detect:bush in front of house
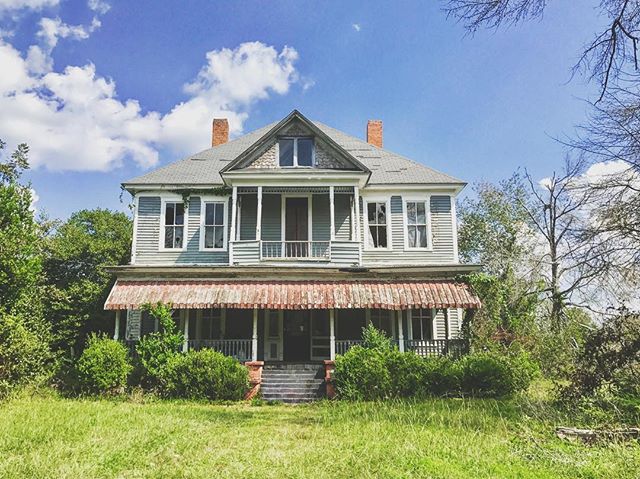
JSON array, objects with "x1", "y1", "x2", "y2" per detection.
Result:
[
  {"x1": 135, "y1": 303, "x2": 183, "y2": 386},
  {"x1": 459, "y1": 350, "x2": 537, "y2": 398},
  {"x1": 75, "y1": 334, "x2": 132, "y2": 394},
  {"x1": 334, "y1": 325, "x2": 536, "y2": 400},
  {"x1": 421, "y1": 356, "x2": 462, "y2": 397},
  {"x1": 158, "y1": 349, "x2": 248, "y2": 400}
]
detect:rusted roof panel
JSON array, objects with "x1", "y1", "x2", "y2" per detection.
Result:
[{"x1": 104, "y1": 280, "x2": 481, "y2": 310}]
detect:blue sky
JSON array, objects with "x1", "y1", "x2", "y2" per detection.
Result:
[{"x1": 0, "y1": 0, "x2": 604, "y2": 219}]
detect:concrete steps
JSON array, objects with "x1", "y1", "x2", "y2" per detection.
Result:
[{"x1": 261, "y1": 363, "x2": 325, "y2": 403}]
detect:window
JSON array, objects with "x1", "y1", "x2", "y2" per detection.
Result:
[
  {"x1": 367, "y1": 201, "x2": 388, "y2": 248},
  {"x1": 370, "y1": 309, "x2": 393, "y2": 337},
  {"x1": 406, "y1": 200, "x2": 429, "y2": 248},
  {"x1": 202, "y1": 201, "x2": 226, "y2": 249},
  {"x1": 411, "y1": 309, "x2": 433, "y2": 340},
  {"x1": 163, "y1": 202, "x2": 184, "y2": 249},
  {"x1": 201, "y1": 308, "x2": 223, "y2": 340},
  {"x1": 278, "y1": 137, "x2": 314, "y2": 167}
]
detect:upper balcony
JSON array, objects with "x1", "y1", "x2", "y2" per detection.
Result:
[{"x1": 228, "y1": 186, "x2": 361, "y2": 266}]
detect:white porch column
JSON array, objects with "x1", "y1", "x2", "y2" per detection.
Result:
[
  {"x1": 229, "y1": 186, "x2": 238, "y2": 265},
  {"x1": 397, "y1": 310, "x2": 404, "y2": 352},
  {"x1": 354, "y1": 186, "x2": 361, "y2": 242},
  {"x1": 183, "y1": 311, "x2": 189, "y2": 352},
  {"x1": 329, "y1": 186, "x2": 335, "y2": 241},
  {"x1": 252, "y1": 307, "x2": 258, "y2": 361},
  {"x1": 256, "y1": 186, "x2": 263, "y2": 241},
  {"x1": 113, "y1": 310, "x2": 120, "y2": 340},
  {"x1": 329, "y1": 309, "x2": 336, "y2": 360}
]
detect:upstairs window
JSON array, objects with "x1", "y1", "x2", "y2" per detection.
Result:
[
  {"x1": 202, "y1": 201, "x2": 226, "y2": 250},
  {"x1": 367, "y1": 201, "x2": 388, "y2": 248},
  {"x1": 406, "y1": 200, "x2": 430, "y2": 248},
  {"x1": 163, "y1": 201, "x2": 185, "y2": 249},
  {"x1": 279, "y1": 137, "x2": 314, "y2": 167}
]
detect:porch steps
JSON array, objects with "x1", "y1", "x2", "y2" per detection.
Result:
[{"x1": 261, "y1": 363, "x2": 325, "y2": 403}]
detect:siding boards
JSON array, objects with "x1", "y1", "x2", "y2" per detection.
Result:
[
  {"x1": 330, "y1": 241, "x2": 359, "y2": 265},
  {"x1": 361, "y1": 195, "x2": 455, "y2": 265},
  {"x1": 334, "y1": 194, "x2": 352, "y2": 240},
  {"x1": 312, "y1": 194, "x2": 330, "y2": 241},
  {"x1": 135, "y1": 196, "x2": 228, "y2": 265},
  {"x1": 261, "y1": 194, "x2": 281, "y2": 241},
  {"x1": 239, "y1": 194, "x2": 257, "y2": 241}
]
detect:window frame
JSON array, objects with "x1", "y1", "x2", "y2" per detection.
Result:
[
  {"x1": 362, "y1": 196, "x2": 392, "y2": 250},
  {"x1": 199, "y1": 196, "x2": 229, "y2": 252},
  {"x1": 409, "y1": 308, "x2": 435, "y2": 341},
  {"x1": 403, "y1": 195, "x2": 433, "y2": 251},
  {"x1": 278, "y1": 136, "x2": 315, "y2": 168},
  {"x1": 159, "y1": 197, "x2": 187, "y2": 251}
]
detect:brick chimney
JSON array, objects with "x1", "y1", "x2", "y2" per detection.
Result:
[
  {"x1": 212, "y1": 118, "x2": 229, "y2": 146},
  {"x1": 367, "y1": 120, "x2": 383, "y2": 148}
]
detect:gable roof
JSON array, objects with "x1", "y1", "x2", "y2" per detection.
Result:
[{"x1": 123, "y1": 111, "x2": 465, "y2": 189}]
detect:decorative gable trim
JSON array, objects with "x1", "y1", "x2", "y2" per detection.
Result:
[{"x1": 219, "y1": 110, "x2": 371, "y2": 177}]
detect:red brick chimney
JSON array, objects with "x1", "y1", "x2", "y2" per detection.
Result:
[
  {"x1": 212, "y1": 118, "x2": 229, "y2": 147},
  {"x1": 367, "y1": 120, "x2": 383, "y2": 148}
]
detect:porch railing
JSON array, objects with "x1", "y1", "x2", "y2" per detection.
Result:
[
  {"x1": 335, "y1": 339, "x2": 469, "y2": 358},
  {"x1": 261, "y1": 240, "x2": 330, "y2": 260},
  {"x1": 187, "y1": 339, "x2": 252, "y2": 362}
]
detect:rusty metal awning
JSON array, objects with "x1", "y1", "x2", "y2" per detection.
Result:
[{"x1": 104, "y1": 280, "x2": 481, "y2": 310}]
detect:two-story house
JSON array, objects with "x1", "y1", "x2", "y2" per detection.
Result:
[{"x1": 105, "y1": 110, "x2": 480, "y2": 375}]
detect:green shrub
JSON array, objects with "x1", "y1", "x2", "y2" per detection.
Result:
[
  {"x1": 0, "y1": 313, "x2": 51, "y2": 398},
  {"x1": 333, "y1": 345, "x2": 391, "y2": 400},
  {"x1": 386, "y1": 349, "x2": 425, "y2": 397},
  {"x1": 459, "y1": 351, "x2": 535, "y2": 397},
  {"x1": 158, "y1": 349, "x2": 248, "y2": 400},
  {"x1": 135, "y1": 303, "x2": 183, "y2": 386},
  {"x1": 75, "y1": 334, "x2": 131, "y2": 394},
  {"x1": 362, "y1": 324, "x2": 393, "y2": 351},
  {"x1": 421, "y1": 356, "x2": 462, "y2": 397}
]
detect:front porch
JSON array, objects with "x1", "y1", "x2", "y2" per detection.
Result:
[{"x1": 116, "y1": 307, "x2": 470, "y2": 362}]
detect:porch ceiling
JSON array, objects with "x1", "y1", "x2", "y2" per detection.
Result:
[{"x1": 104, "y1": 280, "x2": 481, "y2": 311}]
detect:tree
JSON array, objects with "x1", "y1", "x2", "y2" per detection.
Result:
[
  {"x1": 458, "y1": 173, "x2": 541, "y2": 339},
  {"x1": 44, "y1": 209, "x2": 131, "y2": 354},
  {"x1": 0, "y1": 140, "x2": 52, "y2": 393}
]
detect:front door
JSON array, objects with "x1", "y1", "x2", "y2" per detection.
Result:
[
  {"x1": 285, "y1": 197, "x2": 308, "y2": 257},
  {"x1": 283, "y1": 310, "x2": 310, "y2": 361},
  {"x1": 264, "y1": 310, "x2": 283, "y2": 361}
]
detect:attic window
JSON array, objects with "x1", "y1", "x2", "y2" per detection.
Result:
[{"x1": 279, "y1": 137, "x2": 314, "y2": 167}]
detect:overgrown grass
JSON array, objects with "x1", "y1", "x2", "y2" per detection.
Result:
[{"x1": 0, "y1": 389, "x2": 637, "y2": 478}]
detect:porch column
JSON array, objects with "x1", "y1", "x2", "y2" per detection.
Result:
[
  {"x1": 397, "y1": 310, "x2": 404, "y2": 352},
  {"x1": 256, "y1": 186, "x2": 262, "y2": 241},
  {"x1": 443, "y1": 308, "x2": 450, "y2": 355},
  {"x1": 354, "y1": 186, "x2": 361, "y2": 242},
  {"x1": 113, "y1": 310, "x2": 120, "y2": 340},
  {"x1": 252, "y1": 307, "x2": 258, "y2": 362},
  {"x1": 183, "y1": 311, "x2": 189, "y2": 352},
  {"x1": 229, "y1": 186, "x2": 238, "y2": 266},
  {"x1": 329, "y1": 309, "x2": 336, "y2": 360},
  {"x1": 329, "y1": 186, "x2": 335, "y2": 241}
]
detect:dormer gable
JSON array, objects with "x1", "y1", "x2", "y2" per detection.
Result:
[{"x1": 220, "y1": 110, "x2": 370, "y2": 174}]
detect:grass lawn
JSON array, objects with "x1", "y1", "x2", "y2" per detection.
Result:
[{"x1": 0, "y1": 392, "x2": 638, "y2": 479}]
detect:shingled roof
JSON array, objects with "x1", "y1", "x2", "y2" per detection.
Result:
[{"x1": 123, "y1": 114, "x2": 464, "y2": 188}]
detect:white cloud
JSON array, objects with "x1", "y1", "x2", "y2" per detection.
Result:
[
  {"x1": 87, "y1": 0, "x2": 109, "y2": 14},
  {"x1": 352, "y1": 23, "x2": 361, "y2": 32},
  {"x1": 0, "y1": 40, "x2": 301, "y2": 171},
  {"x1": 29, "y1": 187, "x2": 39, "y2": 212},
  {"x1": 37, "y1": 16, "x2": 101, "y2": 51},
  {"x1": 0, "y1": 0, "x2": 58, "y2": 12}
]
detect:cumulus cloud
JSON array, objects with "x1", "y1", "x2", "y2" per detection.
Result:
[
  {"x1": 0, "y1": 39, "x2": 301, "y2": 171},
  {"x1": 352, "y1": 23, "x2": 361, "y2": 32},
  {"x1": 37, "y1": 16, "x2": 101, "y2": 51},
  {"x1": 87, "y1": 0, "x2": 109, "y2": 14},
  {"x1": 0, "y1": 0, "x2": 58, "y2": 13}
]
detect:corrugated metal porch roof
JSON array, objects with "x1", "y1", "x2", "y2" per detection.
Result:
[{"x1": 104, "y1": 280, "x2": 481, "y2": 310}]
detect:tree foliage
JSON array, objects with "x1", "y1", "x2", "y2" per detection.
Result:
[{"x1": 44, "y1": 208, "x2": 131, "y2": 354}]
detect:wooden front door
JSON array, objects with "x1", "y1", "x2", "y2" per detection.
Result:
[
  {"x1": 285, "y1": 197, "x2": 309, "y2": 257},
  {"x1": 283, "y1": 310, "x2": 310, "y2": 361}
]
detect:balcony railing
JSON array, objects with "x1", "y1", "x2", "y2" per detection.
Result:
[
  {"x1": 187, "y1": 339, "x2": 252, "y2": 362},
  {"x1": 335, "y1": 339, "x2": 469, "y2": 358},
  {"x1": 261, "y1": 240, "x2": 330, "y2": 260}
]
